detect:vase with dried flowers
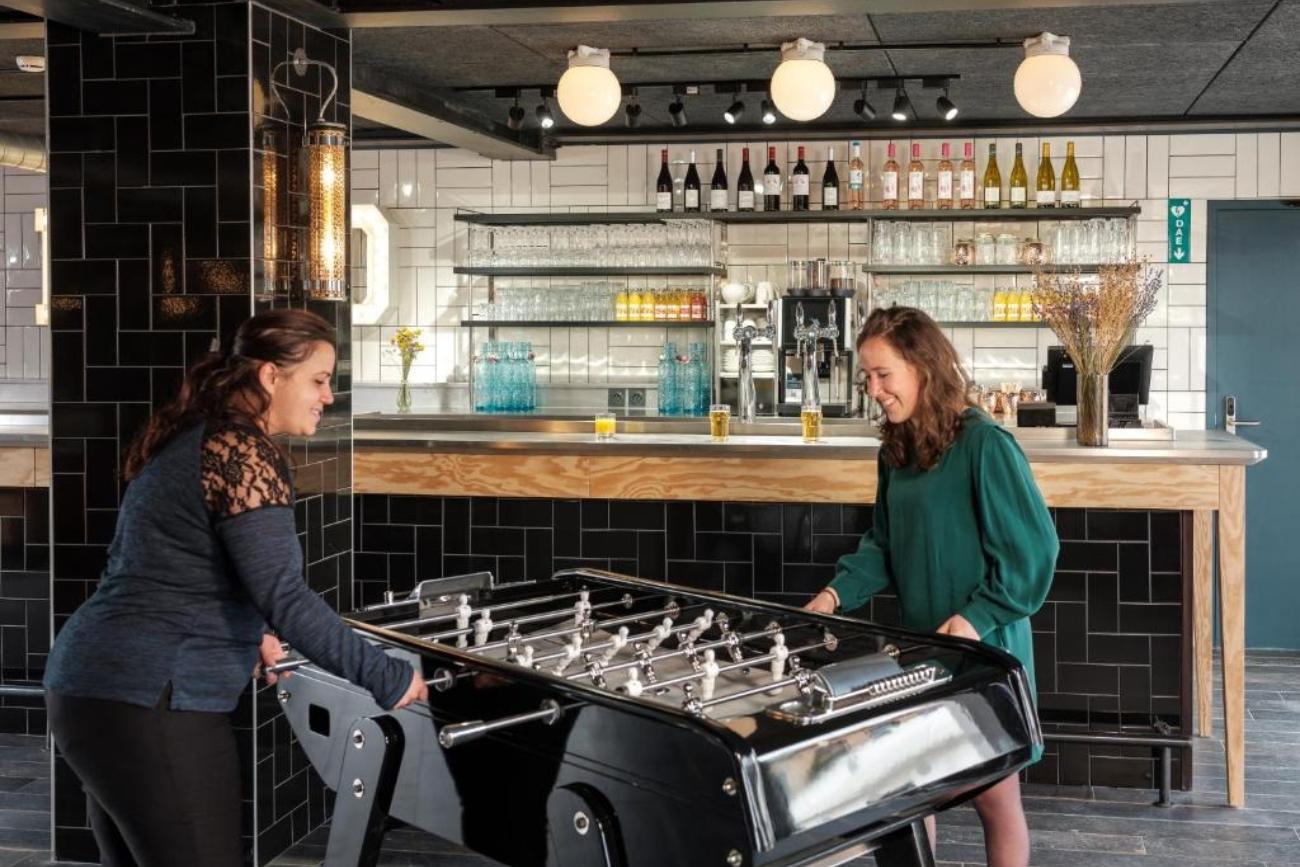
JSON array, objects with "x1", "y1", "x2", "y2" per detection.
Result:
[
  {"x1": 1031, "y1": 260, "x2": 1161, "y2": 446},
  {"x1": 390, "y1": 327, "x2": 424, "y2": 414}
]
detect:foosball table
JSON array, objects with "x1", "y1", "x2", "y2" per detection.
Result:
[{"x1": 274, "y1": 569, "x2": 1041, "y2": 867}]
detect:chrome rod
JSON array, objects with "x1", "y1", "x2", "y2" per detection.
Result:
[
  {"x1": 383, "y1": 589, "x2": 596, "y2": 630},
  {"x1": 649, "y1": 638, "x2": 832, "y2": 691},
  {"x1": 464, "y1": 599, "x2": 680, "y2": 654},
  {"x1": 420, "y1": 595, "x2": 638, "y2": 644},
  {"x1": 438, "y1": 699, "x2": 564, "y2": 749}
]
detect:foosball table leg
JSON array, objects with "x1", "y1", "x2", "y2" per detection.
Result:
[
  {"x1": 324, "y1": 715, "x2": 406, "y2": 867},
  {"x1": 872, "y1": 819, "x2": 935, "y2": 867}
]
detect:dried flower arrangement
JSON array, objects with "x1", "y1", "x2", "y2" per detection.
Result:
[
  {"x1": 1031, "y1": 261, "x2": 1162, "y2": 444},
  {"x1": 390, "y1": 327, "x2": 424, "y2": 413}
]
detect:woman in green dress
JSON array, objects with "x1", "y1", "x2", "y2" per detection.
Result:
[{"x1": 805, "y1": 306, "x2": 1057, "y2": 867}]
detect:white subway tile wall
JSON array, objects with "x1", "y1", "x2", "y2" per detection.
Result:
[{"x1": 1, "y1": 167, "x2": 47, "y2": 380}]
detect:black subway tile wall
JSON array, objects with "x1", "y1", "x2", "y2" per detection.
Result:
[
  {"x1": 47, "y1": 6, "x2": 351, "y2": 865},
  {"x1": 357, "y1": 496, "x2": 1192, "y2": 792},
  {"x1": 0, "y1": 488, "x2": 50, "y2": 736}
]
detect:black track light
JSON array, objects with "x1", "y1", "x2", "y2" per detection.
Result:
[
  {"x1": 507, "y1": 99, "x2": 525, "y2": 132},
  {"x1": 853, "y1": 92, "x2": 877, "y2": 121},
  {"x1": 936, "y1": 89, "x2": 959, "y2": 121},
  {"x1": 625, "y1": 100, "x2": 642, "y2": 128},
  {"x1": 760, "y1": 99, "x2": 776, "y2": 124},
  {"x1": 724, "y1": 98, "x2": 745, "y2": 124},
  {"x1": 535, "y1": 99, "x2": 555, "y2": 129},
  {"x1": 891, "y1": 87, "x2": 912, "y2": 122},
  {"x1": 668, "y1": 96, "x2": 687, "y2": 127}
]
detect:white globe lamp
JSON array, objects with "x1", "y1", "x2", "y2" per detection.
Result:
[
  {"x1": 770, "y1": 38, "x2": 836, "y2": 122},
  {"x1": 1014, "y1": 32, "x2": 1082, "y2": 118},
  {"x1": 556, "y1": 45, "x2": 621, "y2": 127}
]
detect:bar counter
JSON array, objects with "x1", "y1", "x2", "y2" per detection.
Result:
[{"x1": 354, "y1": 412, "x2": 1265, "y2": 806}]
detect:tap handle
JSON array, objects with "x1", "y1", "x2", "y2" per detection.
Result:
[
  {"x1": 827, "y1": 302, "x2": 837, "y2": 330},
  {"x1": 795, "y1": 302, "x2": 806, "y2": 328}
]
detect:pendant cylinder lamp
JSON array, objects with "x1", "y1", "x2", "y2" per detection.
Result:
[
  {"x1": 1014, "y1": 32, "x2": 1081, "y2": 118},
  {"x1": 770, "y1": 38, "x2": 836, "y2": 122},
  {"x1": 557, "y1": 45, "x2": 621, "y2": 126},
  {"x1": 305, "y1": 122, "x2": 348, "y2": 300}
]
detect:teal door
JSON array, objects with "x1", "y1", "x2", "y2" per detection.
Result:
[{"x1": 1207, "y1": 201, "x2": 1299, "y2": 649}]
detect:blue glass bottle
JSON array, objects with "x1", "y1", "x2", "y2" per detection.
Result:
[{"x1": 659, "y1": 342, "x2": 678, "y2": 416}]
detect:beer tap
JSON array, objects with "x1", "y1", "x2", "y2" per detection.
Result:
[
  {"x1": 793, "y1": 303, "x2": 839, "y2": 410},
  {"x1": 826, "y1": 304, "x2": 842, "y2": 404},
  {"x1": 733, "y1": 300, "x2": 776, "y2": 423}
]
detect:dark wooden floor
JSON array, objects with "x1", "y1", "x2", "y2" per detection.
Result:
[{"x1": 7, "y1": 651, "x2": 1299, "y2": 866}]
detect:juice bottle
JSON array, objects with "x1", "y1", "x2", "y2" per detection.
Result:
[
  {"x1": 690, "y1": 288, "x2": 707, "y2": 320},
  {"x1": 992, "y1": 288, "x2": 1008, "y2": 322},
  {"x1": 615, "y1": 289, "x2": 629, "y2": 321},
  {"x1": 626, "y1": 289, "x2": 643, "y2": 321},
  {"x1": 653, "y1": 288, "x2": 667, "y2": 320},
  {"x1": 639, "y1": 289, "x2": 655, "y2": 321},
  {"x1": 677, "y1": 288, "x2": 692, "y2": 320}
]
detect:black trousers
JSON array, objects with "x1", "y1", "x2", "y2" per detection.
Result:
[{"x1": 47, "y1": 686, "x2": 244, "y2": 867}]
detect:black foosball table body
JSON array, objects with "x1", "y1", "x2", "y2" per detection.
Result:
[{"x1": 277, "y1": 569, "x2": 1041, "y2": 867}]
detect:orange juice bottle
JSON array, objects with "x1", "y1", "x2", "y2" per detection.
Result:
[
  {"x1": 992, "y1": 288, "x2": 1009, "y2": 322},
  {"x1": 639, "y1": 289, "x2": 655, "y2": 321},
  {"x1": 626, "y1": 289, "x2": 643, "y2": 321},
  {"x1": 615, "y1": 289, "x2": 630, "y2": 321}
]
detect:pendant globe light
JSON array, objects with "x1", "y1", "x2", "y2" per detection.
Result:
[
  {"x1": 556, "y1": 45, "x2": 622, "y2": 126},
  {"x1": 769, "y1": 38, "x2": 836, "y2": 122},
  {"x1": 1014, "y1": 32, "x2": 1082, "y2": 118}
]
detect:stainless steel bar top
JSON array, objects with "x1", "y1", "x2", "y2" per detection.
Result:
[{"x1": 355, "y1": 414, "x2": 1266, "y2": 466}]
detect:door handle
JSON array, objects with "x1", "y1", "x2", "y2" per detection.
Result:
[{"x1": 1224, "y1": 395, "x2": 1261, "y2": 435}]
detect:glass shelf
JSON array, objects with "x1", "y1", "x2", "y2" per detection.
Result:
[
  {"x1": 864, "y1": 264, "x2": 1103, "y2": 275},
  {"x1": 936, "y1": 321, "x2": 1046, "y2": 328},
  {"x1": 454, "y1": 205, "x2": 1141, "y2": 225},
  {"x1": 454, "y1": 266, "x2": 726, "y2": 277},
  {"x1": 460, "y1": 320, "x2": 714, "y2": 328}
]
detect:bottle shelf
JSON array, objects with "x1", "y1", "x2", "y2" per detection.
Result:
[
  {"x1": 453, "y1": 205, "x2": 1140, "y2": 226},
  {"x1": 864, "y1": 264, "x2": 1103, "y2": 275},
  {"x1": 454, "y1": 266, "x2": 726, "y2": 278},
  {"x1": 460, "y1": 320, "x2": 715, "y2": 328},
  {"x1": 935, "y1": 321, "x2": 1046, "y2": 328}
]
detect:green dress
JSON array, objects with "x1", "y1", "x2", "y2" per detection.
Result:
[{"x1": 828, "y1": 408, "x2": 1058, "y2": 761}]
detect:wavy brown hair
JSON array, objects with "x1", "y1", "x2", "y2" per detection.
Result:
[
  {"x1": 857, "y1": 306, "x2": 975, "y2": 471},
  {"x1": 123, "y1": 309, "x2": 336, "y2": 479}
]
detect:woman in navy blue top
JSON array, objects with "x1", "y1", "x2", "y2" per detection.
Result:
[{"x1": 45, "y1": 309, "x2": 427, "y2": 867}]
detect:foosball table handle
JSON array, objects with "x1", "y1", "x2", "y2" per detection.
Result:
[{"x1": 438, "y1": 698, "x2": 564, "y2": 749}]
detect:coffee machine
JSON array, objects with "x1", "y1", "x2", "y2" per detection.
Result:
[{"x1": 777, "y1": 296, "x2": 855, "y2": 418}]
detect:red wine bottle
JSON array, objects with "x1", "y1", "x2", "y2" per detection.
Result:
[
  {"x1": 656, "y1": 149, "x2": 673, "y2": 212},
  {"x1": 736, "y1": 147, "x2": 755, "y2": 212},
  {"x1": 709, "y1": 147, "x2": 727, "y2": 212},
  {"x1": 791, "y1": 145, "x2": 810, "y2": 211},
  {"x1": 683, "y1": 150, "x2": 701, "y2": 212},
  {"x1": 763, "y1": 146, "x2": 781, "y2": 212},
  {"x1": 822, "y1": 147, "x2": 840, "y2": 210}
]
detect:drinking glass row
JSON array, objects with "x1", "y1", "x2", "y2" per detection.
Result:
[
  {"x1": 468, "y1": 221, "x2": 714, "y2": 268},
  {"x1": 871, "y1": 218, "x2": 1131, "y2": 266},
  {"x1": 473, "y1": 285, "x2": 620, "y2": 322},
  {"x1": 872, "y1": 282, "x2": 997, "y2": 323}
]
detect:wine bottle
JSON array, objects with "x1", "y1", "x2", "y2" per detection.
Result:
[
  {"x1": 792, "y1": 146, "x2": 810, "y2": 211},
  {"x1": 881, "y1": 143, "x2": 900, "y2": 210},
  {"x1": 937, "y1": 142, "x2": 954, "y2": 210},
  {"x1": 907, "y1": 142, "x2": 925, "y2": 209},
  {"x1": 1036, "y1": 142, "x2": 1056, "y2": 208},
  {"x1": 709, "y1": 147, "x2": 728, "y2": 212},
  {"x1": 847, "y1": 140, "x2": 865, "y2": 211},
  {"x1": 763, "y1": 146, "x2": 782, "y2": 211},
  {"x1": 1009, "y1": 142, "x2": 1028, "y2": 209},
  {"x1": 1061, "y1": 141, "x2": 1081, "y2": 207},
  {"x1": 683, "y1": 150, "x2": 701, "y2": 212},
  {"x1": 982, "y1": 143, "x2": 1001, "y2": 209},
  {"x1": 959, "y1": 142, "x2": 977, "y2": 209},
  {"x1": 822, "y1": 147, "x2": 840, "y2": 210},
  {"x1": 737, "y1": 147, "x2": 755, "y2": 212},
  {"x1": 656, "y1": 149, "x2": 673, "y2": 212}
]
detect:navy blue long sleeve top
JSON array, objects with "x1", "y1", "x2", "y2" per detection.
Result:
[{"x1": 45, "y1": 421, "x2": 412, "y2": 712}]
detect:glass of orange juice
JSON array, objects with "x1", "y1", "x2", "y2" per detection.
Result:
[{"x1": 594, "y1": 412, "x2": 617, "y2": 441}]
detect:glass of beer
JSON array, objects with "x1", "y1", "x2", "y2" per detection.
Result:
[
  {"x1": 594, "y1": 412, "x2": 616, "y2": 441},
  {"x1": 709, "y1": 404, "x2": 731, "y2": 442},
  {"x1": 801, "y1": 405, "x2": 823, "y2": 443}
]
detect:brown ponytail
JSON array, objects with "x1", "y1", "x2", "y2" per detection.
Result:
[
  {"x1": 857, "y1": 306, "x2": 975, "y2": 471},
  {"x1": 123, "y1": 309, "x2": 336, "y2": 479}
]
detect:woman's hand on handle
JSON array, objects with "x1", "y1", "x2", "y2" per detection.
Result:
[
  {"x1": 804, "y1": 587, "x2": 839, "y2": 615},
  {"x1": 392, "y1": 668, "x2": 430, "y2": 710},
  {"x1": 936, "y1": 613, "x2": 980, "y2": 642}
]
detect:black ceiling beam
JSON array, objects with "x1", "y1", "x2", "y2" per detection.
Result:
[
  {"x1": 0, "y1": 0, "x2": 193, "y2": 35},
  {"x1": 461, "y1": 74, "x2": 960, "y2": 96},
  {"x1": 344, "y1": 0, "x2": 1235, "y2": 29}
]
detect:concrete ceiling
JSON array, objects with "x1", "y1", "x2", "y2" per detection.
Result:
[{"x1": 345, "y1": 0, "x2": 1300, "y2": 147}]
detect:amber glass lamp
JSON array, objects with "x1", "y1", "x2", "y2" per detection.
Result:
[{"x1": 305, "y1": 122, "x2": 347, "y2": 300}]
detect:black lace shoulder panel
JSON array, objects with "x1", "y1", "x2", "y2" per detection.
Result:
[{"x1": 201, "y1": 423, "x2": 293, "y2": 517}]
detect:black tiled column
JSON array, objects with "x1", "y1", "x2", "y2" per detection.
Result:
[{"x1": 48, "y1": 7, "x2": 351, "y2": 864}]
